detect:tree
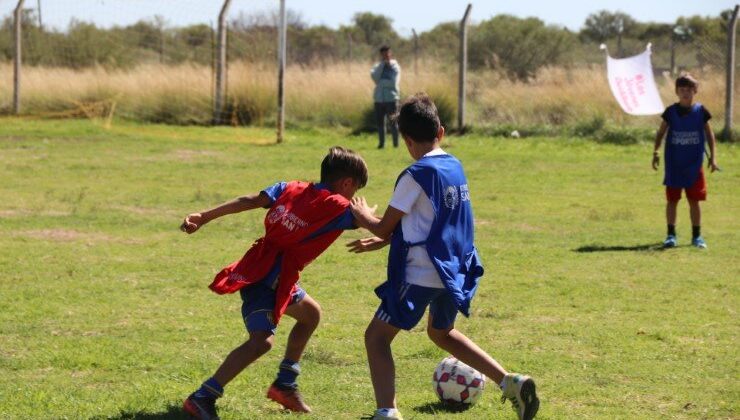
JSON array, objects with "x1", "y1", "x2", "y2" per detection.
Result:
[
  {"x1": 352, "y1": 12, "x2": 398, "y2": 48},
  {"x1": 470, "y1": 15, "x2": 576, "y2": 80},
  {"x1": 418, "y1": 22, "x2": 458, "y2": 59},
  {"x1": 580, "y1": 10, "x2": 637, "y2": 42}
]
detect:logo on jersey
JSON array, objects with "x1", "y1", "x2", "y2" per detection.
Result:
[
  {"x1": 460, "y1": 184, "x2": 470, "y2": 201},
  {"x1": 267, "y1": 205, "x2": 287, "y2": 224},
  {"x1": 267, "y1": 204, "x2": 308, "y2": 232},
  {"x1": 444, "y1": 186, "x2": 459, "y2": 209}
]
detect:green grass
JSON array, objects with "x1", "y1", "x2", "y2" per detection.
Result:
[{"x1": 0, "y1": 118, "x2": 737, "y2": 419}]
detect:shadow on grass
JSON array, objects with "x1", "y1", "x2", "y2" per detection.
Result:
[
  {"x1": 413, "y1": 400, "x2": 473, "y2": 415},
  {"x1": 97, "y1": 404, "x2": 188, "y2": 420},
  {"x1": 574, "y1": 243, "x2": 664, "y2": 253}
]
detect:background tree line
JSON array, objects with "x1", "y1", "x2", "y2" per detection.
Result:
[{"x1": 0, "y1": 8, "x2": 735, "y2": 80}]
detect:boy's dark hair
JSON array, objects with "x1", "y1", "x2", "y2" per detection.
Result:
[
  {"x1": 379, "y1": 45, "x2": 390, "y2": 53},
  {"x1": 394, "y1": 93, "x2": 441, "y2": 143},
  {"x1": 320, "y1": 146, "x2": 368, "y2": 188},
  {"x1": 676, "y1": 73, "x2": 699, "y2": 90}
]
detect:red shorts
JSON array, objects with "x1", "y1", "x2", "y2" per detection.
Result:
[{"x1": 666, "y1": 168, "x2": 706, "y2": 201}]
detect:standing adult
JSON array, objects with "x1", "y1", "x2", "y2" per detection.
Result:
[{"x1": 370, "y1": 46, "x2": 401, "y2": 149}]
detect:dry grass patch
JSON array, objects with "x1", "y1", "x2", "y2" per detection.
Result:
[{"x1": 16, "y1": 228, "x2": 142, "y2": 245}]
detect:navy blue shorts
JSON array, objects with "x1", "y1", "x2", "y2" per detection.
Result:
[
  {"x1": 375, "y1": 282, "x2": 458, "y2": 331},
  {"x1": 239, "y1": 282, "x2": 306, "y2": 334}
]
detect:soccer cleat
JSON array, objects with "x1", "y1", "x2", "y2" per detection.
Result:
[
  {"x1": 368, "y1": 408, "x2": 404, "y2": 420},
  {"x1": 183, "y1": 393, "x2": 219, "y2": 420},
  {"x1": 662, "y1": 235, "x2": 677, "y2": 248},
  {"x1": 501, "y1": 373, "x2": 539, "y2": 420},
  {"x1": 267, "y1": 382, "x2": 312, "y2": 413},
  {"x1": 692, "y1": 236, "x2": 707, "y2": 249}
]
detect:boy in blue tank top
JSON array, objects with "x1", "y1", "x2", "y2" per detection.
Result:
[
  {"x1": 348, "y1": 93, "x2": 539, "y2": 420},
  {"x1": 652, "y1": 74, "x2": 719, "y2": 248}
]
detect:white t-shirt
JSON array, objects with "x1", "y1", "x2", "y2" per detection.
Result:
[{"x1": 388, "y1": 148, "x2": 447, "y2": 288}]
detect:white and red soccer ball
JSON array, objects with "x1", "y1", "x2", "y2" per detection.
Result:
[{"x1": 432, "y1": 356, "x2": 486, "y2": 405}]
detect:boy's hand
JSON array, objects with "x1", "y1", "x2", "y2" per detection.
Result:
[
  {"x1": 180, "y1": 213, "x2": 204, "y2": 234},
  {"x1": 350, "y1": 196, "x2": 378, "y2": 220},
  {"x1": 652, "y1": 153, "x2": 660, "y2": 170},
  {"x1": 708, "y1": 159, "x2": 720, "y2": 173},
  {"x1": 346, "y1": 236, "x2": 389, "y2": 253}
]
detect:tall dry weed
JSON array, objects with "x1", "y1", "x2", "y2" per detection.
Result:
[{"x1": 0, "y1": 61, "x2": 733, "y2": 129}]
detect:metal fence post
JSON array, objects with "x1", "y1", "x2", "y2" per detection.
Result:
[
  {"x1": 457, "y1": 4, "x2": 472, "y2": 132},
  {"x1": 277, "y1": 0, "x2": 287, "y2": 143},
  {"x1": 412, "y1": 29, "x2": 419, "y2": 76},
  {"x1": 213, "y1": 0, "x2": 232, "y2": 125},
  {"x1": 723, "y1": 5, "x2": 739, "y2": 141},
  {"x1": 13, "y1": 0, "x2": 25, "y2": 115}
]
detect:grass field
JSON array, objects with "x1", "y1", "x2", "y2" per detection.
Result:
[{"x1": 0, "y1": 119, "x2": 738, "y2": 419}]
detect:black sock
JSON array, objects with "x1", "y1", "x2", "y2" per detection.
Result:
[
  {"x1": 667, "y1": 224, "x2": 676, "y2": 236},
  {"x1": 692, "y1": 226, "x2": 701, "y2": 239}
]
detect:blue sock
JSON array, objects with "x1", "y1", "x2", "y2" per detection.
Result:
[
  {"x1": 193, "y1": 377, "x2": 223, "y2": 399},
  {"x1": 276, "y1": 358, "x2": 300, "y2": 388}
]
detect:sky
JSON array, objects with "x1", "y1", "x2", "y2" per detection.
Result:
[{"x1": 0, "y1": 0, "x2": 737, "y2": 36}]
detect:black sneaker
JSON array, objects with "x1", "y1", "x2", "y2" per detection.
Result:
[{"x1": 183, "y1": 393, "x2": 219, "y2": 420}]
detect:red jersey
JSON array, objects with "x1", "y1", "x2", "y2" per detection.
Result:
[{"x1": 209, "y1": 181, "x2": 349, "y2": 323}]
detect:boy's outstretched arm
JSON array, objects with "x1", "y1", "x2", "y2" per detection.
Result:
[
  {"x1": 349, "y1": 196, "x2": 404, "y2": 240},
  {"x1": 652, "y1": 120, "x2": 668, "y2": 170},
  {"x1": 705, "y1": 123, "x2": 719, "y2": 172},
  {"x1": 346, "y1": 236, "x2": 390, "y2": 253},
  {"x1": 180, "y1": 193, "x2": 272, "y2": 234}
]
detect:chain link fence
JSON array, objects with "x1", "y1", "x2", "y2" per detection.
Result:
[{"x1": 0, "y1": 1, "x2": 737, "y2": 139}]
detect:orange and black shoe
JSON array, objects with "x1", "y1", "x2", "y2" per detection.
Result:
[
  {"x1": 183, "y1": 393, "x2": 220, "y2": 420},
  {"x1": 267, "y1": 382, "x2": 312, "y2": 413}
]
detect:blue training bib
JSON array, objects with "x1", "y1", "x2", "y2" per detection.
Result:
[
  {"x1": 378, "y1": 154, "x2": 484, "y2": 320},
  {"x1": 664, "y1": 103, "x2": 705, "y2": 188}
]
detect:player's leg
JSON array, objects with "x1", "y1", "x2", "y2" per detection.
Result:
[
  {"x1": 184, "y1": 285, "x2": 277, "y2": 419},
  {"x1": 688, "y1": 199, "x2": 706, "y2": 248},
  {"x1": 213, "y1": 330, "x2": 275, "y2": 386},
  {"x1": 687, "y1": 170, "x2": 707, "y2": 248},
  {"x1": 688, "y1": 199, "x2": 701, "y2": 230},
  {"x1": 282, "y1": 291, "x2": 320, "y2": 364},
  {"x1": 425, "y1": 295, "x2": 507, "y2": 384},
  {"x1": 365, "y1": 316, "x2": 401, "y2": 410},
  {"x1": 266, "y1": 289, "x2": 319, "y2": 413},
  {"x1": 426, "y1": 294, "x2": 539, "y2": 420},
  {"x1": 664, "y1": 187, "x2": 680, "y2": 247},
  {"x1": 366, "y1": 284, "x2": 434, "y2": 419},
  {"x1": 185, "y1": 330, "x2": 274, "y2": 420}
]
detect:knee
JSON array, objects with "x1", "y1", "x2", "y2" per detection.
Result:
[
  {"x1": 364, "y1": 323, "x2": 381, "y2": 347},
  {"x1": 303, "y1": 302, "x2": 321, "y2": 330},
  {"x1": 427, "y1": 327, "x2": 449, "y2": 346},
  {"x1": 247, "y1": 334, "x2": 274, "y2": 356},
  {"x1": 364, "y1": 322, "x2": 393, "y2": 349}
]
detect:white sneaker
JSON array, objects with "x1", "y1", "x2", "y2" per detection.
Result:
[
  {"x1": 501, "y1": 373, "x2": 539, "y2": 420},
  {"x1": 370, "y1": 408, "x2": 403, "y2": 420}
]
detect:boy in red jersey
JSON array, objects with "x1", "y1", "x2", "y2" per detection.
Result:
[{"x1": 180, "y1": 147, "x2": 368, "y2": 419}]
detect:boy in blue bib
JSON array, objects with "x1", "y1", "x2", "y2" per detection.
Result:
[
  {"x1": 348, "y1": 94, "x2": 539, "y2": 420},
  {"x1": 652, "y1": 74, "x2": 719, "y2": 248}
]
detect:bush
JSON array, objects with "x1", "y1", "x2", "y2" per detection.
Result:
[
  {"x1": 352, "y1": 93, "x2": 457, "y2": 135},
  {"x1": 572, "y1": 115, "x2": 606, "y2": 137},
  {"x1": 596, "y1": 126, "x2": 651, "y2": 145}
]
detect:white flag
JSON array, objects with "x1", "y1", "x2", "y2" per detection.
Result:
[{"x1": 602, "y1": 44, "x2": 664, "y2": 115}]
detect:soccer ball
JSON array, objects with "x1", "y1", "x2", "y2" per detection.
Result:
[{"x1": 432, "y1": 356, "x2": 486, "y2": 405}]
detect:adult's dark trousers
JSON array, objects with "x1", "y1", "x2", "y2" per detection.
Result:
[{"x1": 374, "y1": 101, "x2": 399, "y2": 148}]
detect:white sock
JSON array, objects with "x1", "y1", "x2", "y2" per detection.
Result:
[{"x1": 377, "y1": 408, "x2": 399, "y2": 416}]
